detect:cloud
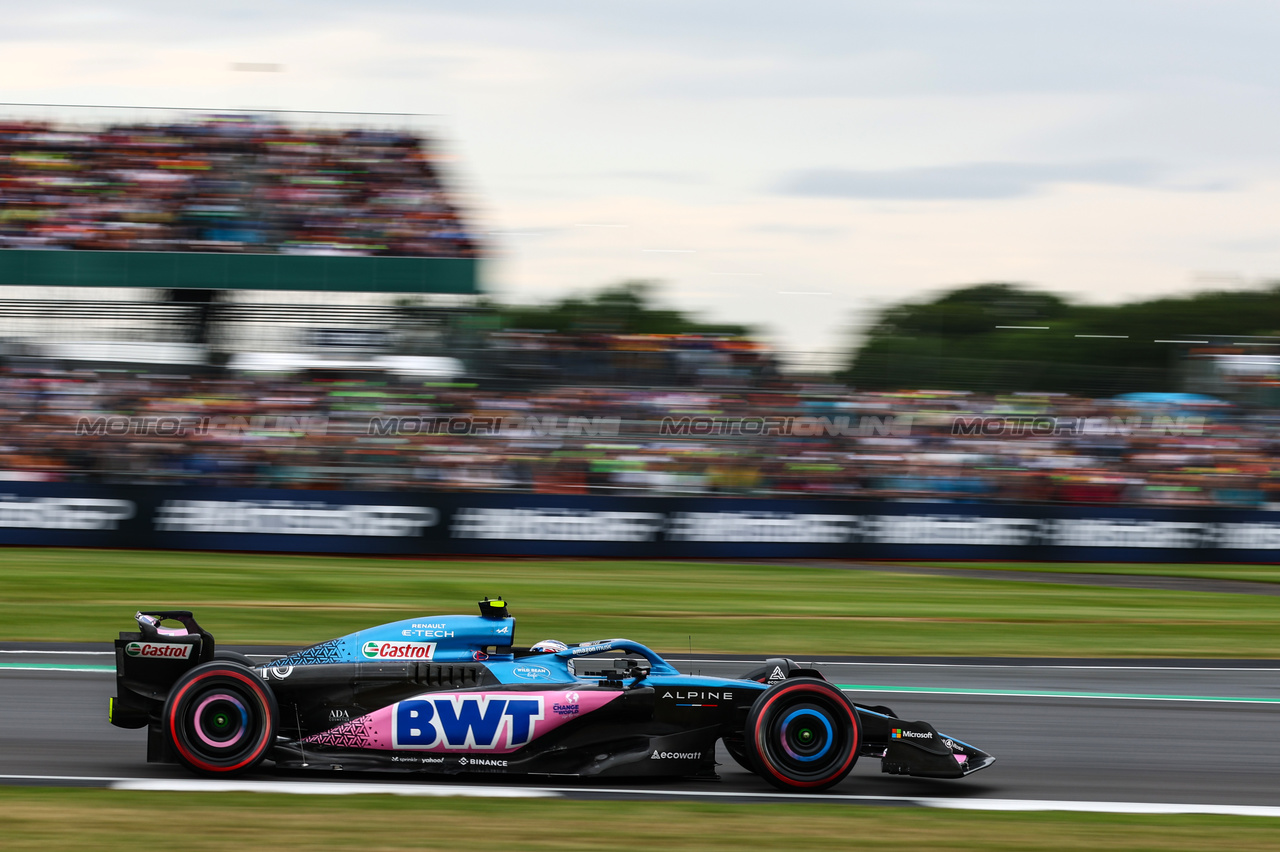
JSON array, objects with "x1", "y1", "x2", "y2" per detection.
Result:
[
  {"x1": 775, "y1": 160, "x2": 1166, "y2": 200},
  {"x1": 747, "y1": 223, "x2": 846, "y2": 238},
  {"x1": 2, "y1": 0, "x2": 1279, "y2": 357},
  {"x1": 1213, "y1": 236, "x2": 1280, "y2": 253},
  {"x1": 10, "y1": 2, "x2": 1280, "y2": 101},
  {"x1": 608, "y1": 170, "x2": 708, "y2": 184}
]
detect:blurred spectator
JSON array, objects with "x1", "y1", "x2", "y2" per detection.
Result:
[
  {"x1": 0, "y1": 344, "x2": 1275, "y2": 507},
  {"x1": 0, "y1": 116, "x2": 477, "y2": 257}
]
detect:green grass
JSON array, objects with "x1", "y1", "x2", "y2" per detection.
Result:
[
  {"x1": 6, "y1": 549, "x2": 1280, "y2": 657},
  {"x1": 0, "y1": 788, "x2": 1276, "y2": 851},
  {"x1": 918, "y1": 562, "x2": 1280, "y2": 585}
]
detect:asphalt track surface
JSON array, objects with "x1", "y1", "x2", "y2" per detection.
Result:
[{"x1": 3, "y1": 646, "x2": 1279, "y2": 810}]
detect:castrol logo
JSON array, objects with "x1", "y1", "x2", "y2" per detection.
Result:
[
  {"x1": 125, "y1": 642, "x2": 192, "y2": 659},
  {"x1": 362, "y1": 640, "x2": 436, "y2": 661}
]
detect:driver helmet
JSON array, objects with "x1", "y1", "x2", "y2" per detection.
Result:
[{"x1": 529, "y1": 639, "x2": 568, "y2": 653}]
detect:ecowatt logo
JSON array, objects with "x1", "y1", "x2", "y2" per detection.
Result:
[
  {"x1": 124, "y1": 642, "x2": 192, "y2": 660},
  {"x1": 361, "y1": 640, "x2": 436, "y2": 661}
]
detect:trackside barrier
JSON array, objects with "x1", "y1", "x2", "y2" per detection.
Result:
[{"x1": 0, "y1": 483, "x2": 1278, "y2": 562}]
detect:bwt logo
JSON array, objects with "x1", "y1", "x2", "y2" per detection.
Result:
[
  {"x1": 154, "y1": 500, "x2": 438, "y2": 537},
  {"x1": 659, "y1": 416, "x2": 911, "y2": 437},
  {"x1": 0, "y1": 496, "x2": 134, "y2": 530},
  {"x1": 392, "y1": 695, "x2": 545, "y2": 750},
  {"x1": 451, "y1": 508, "x2": 663, "y2": 542},
  {"x1": 951, "y1": 416, "x2": 1205, "y2": 438}
]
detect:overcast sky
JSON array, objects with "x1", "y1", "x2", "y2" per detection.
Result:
[{"x1": 5, "y1": 1, "x2": 1280, "y2": 357}]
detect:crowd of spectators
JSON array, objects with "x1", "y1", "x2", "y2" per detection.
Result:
[
  {"x1": 0, "y1": 116, "x2": 477, "y2": 257},
  {"x1": 486, "y1": 330, "x2": 775, "y2": 388},
  {"x1": 1, "y1": 357, "x2": 1276, "y2": 508}
]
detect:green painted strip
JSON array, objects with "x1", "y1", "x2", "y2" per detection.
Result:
[
  {"x1": 0, "y1": 663, "x2": 114, "y2": 672},
  {"x1": 837, "y1": 683, "x2": 1280, "y2": 704}
]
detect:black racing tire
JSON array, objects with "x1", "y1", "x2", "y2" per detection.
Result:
[
  {"x1": 744, "y1": 678, "x2": 860, "y2": 792},
  {"x1": 213, "y1": 650, "x2": 255, "y2": 667},
  {"x1": 163, "y1": 662, "x2": 277, "y2": 776},
  {"x1": 721, "y1": 733, "x2": 755, "y2": 774}
]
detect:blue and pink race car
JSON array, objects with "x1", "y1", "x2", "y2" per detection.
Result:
[{"x1": 110, "y1": 598, "x2": 993, "y2": 792}]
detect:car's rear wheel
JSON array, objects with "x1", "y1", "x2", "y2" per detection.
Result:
[
  {"x1": 164, "y1": 662, "x2": 277, "y2": 776},
  {"x1": 212, "y1": 650, "x2": 255, "y2": 667},
  {"x1": 745, "y1": 678, "x2": 860, "y2": 792}
]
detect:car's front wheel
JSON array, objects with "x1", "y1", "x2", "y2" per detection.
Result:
[
  {"x1": 744, "y1": 678, "x2": 860, "y2": 792},
  {"x1": 163, "y1": 662, "x2": 277, "y2": 776}
]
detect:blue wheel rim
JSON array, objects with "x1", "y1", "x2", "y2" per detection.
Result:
[{"x1": 779, "y1": 707, "x2": 833, "y2": 762}]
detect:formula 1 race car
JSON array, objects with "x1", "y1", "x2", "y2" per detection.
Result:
[{"x1": 109, "y1": 599, "x2": 993, "y2": 792}]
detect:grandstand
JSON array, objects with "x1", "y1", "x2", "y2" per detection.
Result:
[
  {"x1": 3, "y1": 108, "x2": 1274, "y2": 508},
  {"x1": 0, "y1": 106, "x2": 481, "y2": 371}
]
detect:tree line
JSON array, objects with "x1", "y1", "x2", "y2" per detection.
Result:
[{"x1": 844, "y1": 282, "x2": 1280, "y2": 395}]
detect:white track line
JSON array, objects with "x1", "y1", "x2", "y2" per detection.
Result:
[
  {"x1": 103, "y1": 778, "x2": 1280, "y2": 815},
  {"x1": 5, "y1": 774, "x2": 1280, "y2": 816},
  {"x1": 114, "y1": 779, "x2": 555, "y2": 798},
  {"x1": 915, "y1": 797, "x2": 1280, "y2": 818}
]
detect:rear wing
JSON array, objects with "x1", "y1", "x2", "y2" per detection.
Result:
[{"x1": 110, "y1": 611, "x2": 217, "y2": 730}]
